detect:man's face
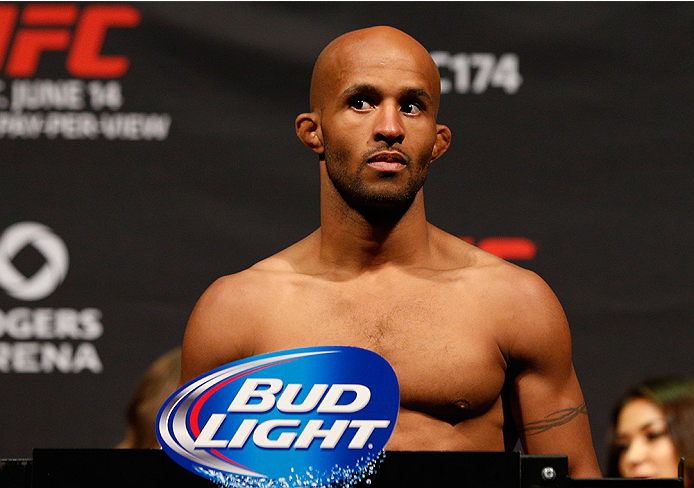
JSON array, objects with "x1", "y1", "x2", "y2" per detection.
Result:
[{"x1": 316, "y1": 34, "x2": 446, "y2": 211}]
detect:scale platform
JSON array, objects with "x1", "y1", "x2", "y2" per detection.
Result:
[{"x1": 0, "y1": 449, "x2": 685, "y2": 488}]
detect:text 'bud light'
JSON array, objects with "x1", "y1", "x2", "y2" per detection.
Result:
[{"x1": 157, "y1": 346, "x2": 400, "y2": 488}]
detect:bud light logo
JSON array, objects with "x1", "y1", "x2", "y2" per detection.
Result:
[{"x1": 157, "y1": 346, "x2": 400, "y2": 488}]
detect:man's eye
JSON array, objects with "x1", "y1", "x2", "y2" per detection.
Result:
[
  {"x1": 402, "y1": 102, "x2": 422, "y2": 115},
  {"x1": 350, "y1": 98, "x2": 373, "y2": 110}
]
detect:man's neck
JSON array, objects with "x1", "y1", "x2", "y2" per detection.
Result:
[{"x1": 317, "y1": 182, "x2": 432, "y2": 273}]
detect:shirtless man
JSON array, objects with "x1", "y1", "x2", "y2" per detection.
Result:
[{"x1": 180, "y1": 26, "x2": 602, "y2": 478}]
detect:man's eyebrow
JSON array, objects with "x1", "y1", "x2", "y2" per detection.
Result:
[
  {"x1": 340, "y1": 83, "x2": 379, "y2": 99},
  {"x1": 402, "y1": 87, "x2": 433, "y2": 104},
  {"x1": 339, "y1": 84, "x2": 433, "y2": 105}
]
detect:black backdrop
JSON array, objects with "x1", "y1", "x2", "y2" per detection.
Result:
[{"x1": 1, "y1": 2, "x2": 692, "y2": 469}]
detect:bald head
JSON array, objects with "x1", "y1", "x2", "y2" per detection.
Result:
[
  {"x1": 295, "y1": 26, "x2": 452, "y2": 209},
  {"x1": 309, "y1": 26, "x2": 442, "y2": 114}
]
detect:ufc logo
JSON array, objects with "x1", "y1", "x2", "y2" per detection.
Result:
[{"x1": 0, "y1": 3, "x2": 140, "y2": 78}]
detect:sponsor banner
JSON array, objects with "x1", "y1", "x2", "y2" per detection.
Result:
[
  {"x1": 0, "y1": 3, "x2": 171, "y2": 140},
  {"x1": 0, "y1": 222, "x2": 103, "y2": 374},
  {"x1": 158, "y1": 346, "x2": 400, "y2": 487},
  {"x1": 0, "y1": 222, "x2": 68, "y2": 301}
]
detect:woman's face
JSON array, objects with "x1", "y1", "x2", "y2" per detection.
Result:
[{"x1": 615, "y1": 397, "x2": 680, "y2": 479}]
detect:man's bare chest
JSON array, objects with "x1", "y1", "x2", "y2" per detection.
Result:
[{"x1": 251, "y1": 283, "x2": 509, "y2": 417}]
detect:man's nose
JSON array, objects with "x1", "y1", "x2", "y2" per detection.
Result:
[{"x1": 373, "y1": 103, "x2": 405, "y2": 145}]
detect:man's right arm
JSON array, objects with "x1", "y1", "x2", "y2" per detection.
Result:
[{"x1": 179, "y1": 274, "x2": 257, "y2": 386}]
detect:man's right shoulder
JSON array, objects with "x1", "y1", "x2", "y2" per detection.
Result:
[
  {"x1": 182, "y1": 258, "x2": 299, "y2": 375},
  {"x1": 207, "y1": 230, "x2": 321, "y2": 297},
  {"x1": 193, "y1": 230, "x2": 321, "y2": 325},
  {"x1": 201, "y1": 257, "x2": 299, "y2": 307}
]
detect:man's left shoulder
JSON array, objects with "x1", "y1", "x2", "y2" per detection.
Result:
[
  {"x1": 431, "y1": 226, "x2": 561, "y2": 305},
  {"x1": 491, "y1": 260, "x2": 558, "y2": 303},
  {"x1": 492, "y1": 265, "x2": 574, "y2": 362}
]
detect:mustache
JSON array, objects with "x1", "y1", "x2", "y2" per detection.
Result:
[{"x1": 360, "y1": 147, "x2": 413, "y2": 166}]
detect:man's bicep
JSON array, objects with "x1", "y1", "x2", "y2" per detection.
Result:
[
  {"x1": 508, "y1": 275, "x2": 578, "y2": 433},
  {"x1": 179, "y1": 277, "x2": 252, "y2": 386},
  {"x1": 511, "y1": 309, "x2": 576, "y2": 427},
  {"x1": 179, "y1": 315, "x2": 226, "y2": 386},
  {"x1": 513, "y1": 363, "x2": 588, "y2": 444},
  {"x1": 512, "y1": 363, "x2": 600, "y2": 477},
  {"x1": 508, "y1": 279, "x2": 600, "y2": 477}
]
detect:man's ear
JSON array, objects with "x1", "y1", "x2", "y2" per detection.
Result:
[
  {"x1": 295, "y1": 112, "x2": 324, "y2": 155},
  {"x1": 430, "y1": 124, "x2": 452, "y2": 163}
]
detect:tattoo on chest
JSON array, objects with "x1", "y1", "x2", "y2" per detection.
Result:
[{"x1": 520, "y1": 403, "x2": 587, "y2": 436}]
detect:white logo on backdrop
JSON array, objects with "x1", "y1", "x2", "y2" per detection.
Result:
[
  {"x1": 0, "y1": 222, "x2": 69, "y2": 301},
  {"x1": 431, "y1": 52, "x2": 523, "y2": 94}
]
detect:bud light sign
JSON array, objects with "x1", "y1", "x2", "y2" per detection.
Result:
[{"x1": 157, "y1": 346, "x2": 400, "y2": 488}]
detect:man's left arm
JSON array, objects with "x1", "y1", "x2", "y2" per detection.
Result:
[{"x1": 507, "y1": 272, "x2": 602, "y2": 478}]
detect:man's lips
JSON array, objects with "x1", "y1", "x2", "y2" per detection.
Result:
[{"x1": 366, "y1": 152, "x2": 408, "y2": 172}]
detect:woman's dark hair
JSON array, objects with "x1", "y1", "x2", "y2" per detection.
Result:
[
  {"x1": 118, "y1": 347, "x2": 182, "y2": 449},
  {"x1": 606, "y1": 376, "x2": 694, "y2": 487}
]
